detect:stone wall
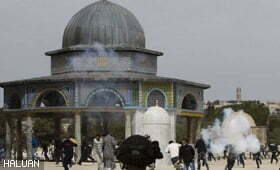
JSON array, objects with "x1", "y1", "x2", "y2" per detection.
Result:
[{"x1": 251, "y1": 126, "x2": 267, "y2": 145}]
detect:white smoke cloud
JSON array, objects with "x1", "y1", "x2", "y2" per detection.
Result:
[
  {"x1": 70, "y1": 43, "x2": 118, "y2": 71},
  {"x1": 202, "y1": 108, "x2": 260, "y2": 155}
]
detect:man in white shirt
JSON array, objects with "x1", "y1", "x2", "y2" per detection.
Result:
[
  {"x1": 93, "y1": 135, "x2": 104, "y2": 170},
  {"x1": 166, "y1": 140, "x2": 182, "y2": 170}
]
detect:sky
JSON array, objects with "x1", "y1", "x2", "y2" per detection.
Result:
[{"x1": 0, "y1": 0, "x2": 280, "y2": 106}]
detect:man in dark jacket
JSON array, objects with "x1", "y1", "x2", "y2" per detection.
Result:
[
  {"x1": 253, "y1": 152, "x2": 262, "y2": 168},
  {"x1": 195, "y1": 138, "x2": 209, "y2": 170},
  {"x1": 225, "y1": 145, "x2": 236, "y2": 170},
  {"x1": 62, "y1": 137, "x2": 77, "y2": 170},
  {"x1": 78, "y1": 139, "x2": 95, "y2": 165},
  {"x1": 270, "y1": 144, "x2": 279, "y2": 164},
  {"x1": 179, "y1": 139, "x2": 195, "y2": 170},
  {"x1": 54, "y1": 138, "x2": 63, "y2": 164}
]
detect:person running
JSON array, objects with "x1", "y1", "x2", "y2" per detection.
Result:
[
  {"x1": 208, "y1": 152, "x2": 216, "y2": 162},
  {"x1": 93, "y1": 135, "x2": 104, "y2": 170},
  {"x1": 195, "y1": 138, "x2": 209, "y2": 170},
  {"x1": 41, "y1": 142, "x2": 50, "y2": 161},
  {"x1": 62, "y1": 137, "x2": 78, "y2": 170},
  {"x1": 77, "y1": 139, "x2": 95, "y2": 165},
  {"x1": 270, "y1": 144, "x2": 279, "y2": 164},
  {"x1": 237, "y1": 152, "x2": 245, "y2": 168},
  {"x1": 253, "y1": 152, "x2": 262, "y2": 168},
  {"x1": 166, "y1": 141, "x2": 181, "y2": 170},
  {"x1": 144, "y1": 135, "x2": 155, "y2": 170},
  {"x1": 117, "y1": 135, "x2": 163, "y2": 170},
  {"x1": 207, "y1": 143, "x2": 216, "y2": 162},
  {"x1": 150, "y1": 141, "x2": 163, "y2": 169},
  {"x1": 54, "y1": 138, "x2": 63, "y2": 164},
  {"x1": 223, "y1": 146, "x2": 228, "y2": 160},
  {"x1": 225, "y1": 145, "x2": 236, "y2": 170},
  {"x1": 179, "y1": 139, "x2": 195, "y2": 170},
  {"x1": 103, "y1": 133, "x2": 118, "y2": 170},
  {"x1": 260, "y1": 145, "x2": 267, "y2": 159},
  {"x1": 32, "y1": 137, "x2": 40, "y2": 160}
]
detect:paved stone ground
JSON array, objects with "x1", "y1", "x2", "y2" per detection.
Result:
[{"x1": 45, "y1": 159, "x2": 279, "y2": 170}]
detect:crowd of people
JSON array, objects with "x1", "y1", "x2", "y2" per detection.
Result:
[
  {"x1": 164, "y1": 138, "x2": 280, "y2": 170},
  {"x1": 0, "y1": 134, "x2": 279, "y2": 170},
  {"x1": 48, "y1": 135, "x2": 280, "y2": 170}
]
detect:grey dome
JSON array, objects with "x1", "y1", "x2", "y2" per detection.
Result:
[{"x1": 62, "y1": 0, "x2": 145, "y2": 48}]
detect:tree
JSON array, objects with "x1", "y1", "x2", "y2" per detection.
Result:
[{"x1": 268, "y1": 118, "x2": 280, "y2": 144}]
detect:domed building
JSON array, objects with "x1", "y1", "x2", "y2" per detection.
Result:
[{"x1": 0, "y1": 0, "x2": 210, "y2": 159}]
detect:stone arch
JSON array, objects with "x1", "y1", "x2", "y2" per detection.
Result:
[
  {"x1": 182, "y1": 94, "x2": 197, "y2": 110},
  {"x1": 86, "y1": 88, "x2": 125, "y2": 107},
  {"x1": 34, "y1": 89, "x2": 68, "y2": 107},
  {"x1": 7, "y1": 94, "x2": 21, "y2": 109},
  {"x1": 146, "y1": 88, "x2": 167, "y2": 108}
]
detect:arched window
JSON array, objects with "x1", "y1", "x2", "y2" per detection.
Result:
[
  {"x1": 36, "y1": 91, "x2": 66, "y2": 107},
  {"x1": 182, "y1": 94, "x2": 197, "y2": 110},
  {"x1": 147, "y1": 90, "x2": 166, "y2": 108},
  {"x1": 88, "y1": 90, "x2": 123, "y2": 107},
  {"x1": 7, "y1": 94, "x2": 21, "y2": 109}
]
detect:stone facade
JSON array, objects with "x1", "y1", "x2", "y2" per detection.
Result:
[
  {"x1": 0, "y1": 0, "x2": 210, "y2": 160},
  {"x1": 4, "y1": 81, "x2": 205, "y2": 111}
]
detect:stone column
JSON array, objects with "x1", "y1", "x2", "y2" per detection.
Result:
[
  {"x1": 170, "y1": 112, "x2": 176, "y2": 141},
  {"x1": 5, "y1": 119, "x2": 12, "y2": 159},
  {"x1": 188, "y1": 118, "x2": 195, "y2": 144},
  {"x1": 186, "y1": 117, "x2": 191, "y2": 143},
  {"x1": 54, "y1": 117, "x2": 61, "y2": 136},
  {"x1": 26, "y1": 116, "x2": 33, "y2": 159},
  {"x1": 196, "y1": 118, "x2": 203, "y2": 141},
  {"x1": 81, "y1": 115, "x2": 89, "y2": 140},
  {"x1": 125, "y1": 113, "x2": 132, "y2": 138},
  {"x1": 74, "y1": 113, "x2": 82, "y2": 160},
  {"x1": 16, "y1": 118, "x2": 23, "y2": 160},
  {"x1": 192, "y1": 118, "x2": 198, "y2": 143}
]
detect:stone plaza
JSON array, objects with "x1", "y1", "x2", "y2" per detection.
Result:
[{"x1": 45, "y1": 159, "x2": 279, "y2": 170}]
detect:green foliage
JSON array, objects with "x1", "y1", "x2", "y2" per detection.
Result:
[
  {"x1": 33, "y1": 118, "x2": 55, "y2": 144},
  {"x1": 268, "y1": 118, "x2": 280, "y2": 144}
]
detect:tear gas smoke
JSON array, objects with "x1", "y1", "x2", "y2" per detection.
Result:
[
  {"x1": 201, "y1": 108, "x2": 260, "y2": 155},
  {"x1": 70, "y1": 43, "x2": 118, "y2": 71}
]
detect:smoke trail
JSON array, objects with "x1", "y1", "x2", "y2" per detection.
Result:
[
  {"x1": 70, "y1": 43, "x2": 119, "y2": 71},
  {"x1": 201, "y1": 108, "x2": 260, "y2": 155}
]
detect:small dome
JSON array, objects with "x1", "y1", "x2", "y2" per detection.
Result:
[
  {"x1": 62, "y1": 0, "x2": 145, "y2": 48},
  {"x1": 143, "y1": 106, "x2": 171, "y2": 124}
]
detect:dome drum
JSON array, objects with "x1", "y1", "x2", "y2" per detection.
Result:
[{"x1": 50, "y1": 49, "x2": 158, "y2": 75}]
